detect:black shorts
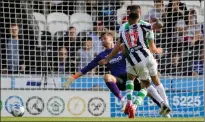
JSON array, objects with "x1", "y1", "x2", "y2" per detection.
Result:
[{"x1": 115, "y1": 74, "x2": 141, "y2": 91}]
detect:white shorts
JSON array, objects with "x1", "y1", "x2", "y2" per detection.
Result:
[{"x1": 126, "y1": 50, "x2": 158, "y2": 80}]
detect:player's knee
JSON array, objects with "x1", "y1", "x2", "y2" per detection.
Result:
[
  {"x1": 151, "y1": 75, "x2": 160, "y2": 86},
  {"x1": 104, "y1": 74, "x2": 114, "y2": 83},
  {"x1": 141, "y1": 80, "x2": 151, "y2": 88}
]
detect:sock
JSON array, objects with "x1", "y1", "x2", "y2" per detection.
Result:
[
  {"x1": 156, "y1": 84, "x2": 169, "y2": 105},
  {"x1": 134, "y1": 88, "x2": 147, "y2": 106},
  {"x1": 147, "y1": 85, "x2": 164, "y2": 104},
  {"x1": 149, "y1": 96, "x2": 161, "y2": 108},
  {"x1": 106, "y1": 82, "x2": 123, "y2": 100},
  {"x1": 126, "y1": 80, "x2": 134, "y2": 101}
]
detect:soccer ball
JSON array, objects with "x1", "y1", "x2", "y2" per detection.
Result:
[{"x1": 11, "y1": 104, "x2": 25, "y2": 117}]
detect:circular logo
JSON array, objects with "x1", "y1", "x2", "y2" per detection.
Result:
[
  {"x1": 47, "y1": 96, "x2": 65, "y2": 115},
  {"x1": 0, "y1": 100, "x2": 2, "y2": 111},
  {"x1": 67, "y1": 97, "x2": 86, "y2": 116},
  {"x1": 26, "y1": 96, "x2": 44, "y2": 115},
  {"x1": 5, "y1": 96, "x2": 24, "y2": 114},
  {"x1": 88, "y1": 97, "x2": 106, "y2": 116}
]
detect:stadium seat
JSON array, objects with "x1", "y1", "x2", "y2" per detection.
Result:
[
  {"x1": 33, "y1": 12, "x2": 46, "y2": 31},
  {"x1": 47, "y1": 12, "x2": 69, "y2": 35},
  {"x1": 70, "y1": 13, "x2": 93, "y2": 33}
]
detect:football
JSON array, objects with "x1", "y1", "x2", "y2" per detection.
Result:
[{"x1": 11, "y1": 105, "x2": 25, "y2": 117}]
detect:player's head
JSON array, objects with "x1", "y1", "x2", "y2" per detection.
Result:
[
  {"x1": 128, "y1": 13, "x2": 140, "y2": 25},
  {"x1": 100, "y1": 32, "x2": 114, "y2": 48},
  {"x1": 129, "y1": 5, "x2": 141, "y2": 18}
]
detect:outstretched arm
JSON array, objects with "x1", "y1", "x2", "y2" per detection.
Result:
[
  {"x1": 63, "y1": 54, "x2": 102, "y2": 87},
  {"x1": 106, "y1": 40, "x2": 121, "y2": 61}
]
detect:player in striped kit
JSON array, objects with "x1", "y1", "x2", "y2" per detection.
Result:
[
  {"x1": 121, "y1": 5, "x2": 171, "y2": 118},
  {"x1": 99, "y1": 12, "x2": 171, "y2": 118}
]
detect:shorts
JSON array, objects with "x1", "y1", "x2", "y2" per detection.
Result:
[
  {"x1": 115, "y1": 74, "x2": 141, "y2": 91},
  {"x1": 126, "y1": 49, "x2": 158, "y2": 80}
]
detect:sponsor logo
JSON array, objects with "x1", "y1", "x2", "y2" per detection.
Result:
[
  {"x1": 67, "y1": 96, "x2": 86, "y2": 116},
  {"x1": 47, "y1": 96, "x2": 65, "y2": 115},
  {"x1": 26, "y1": 96, "x2": 44, "y2": 115},
  {"x1": 0, "y1": 100, "x2": 2, "y2": 111},
  {"x1": 5, "y1": 96, "x2": 24, "y2": 114},
  {"x1": 26, "y1": 80, "x2": 41, "y2": 86},
  {"x1": 88, "y1": 97, "x2": 106, "y2": 116}
]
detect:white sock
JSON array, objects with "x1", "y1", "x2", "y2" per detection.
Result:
[
  {"x1": 155, "y1": 84, "x2": 169, "y2": 105},
  {"x1": 147, "y1": 85, "x2": 164, "y2": 104}
]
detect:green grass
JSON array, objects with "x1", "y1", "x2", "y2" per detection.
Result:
[{"x1": 1, "y1": 117, "x2": 204, "y2": 122}]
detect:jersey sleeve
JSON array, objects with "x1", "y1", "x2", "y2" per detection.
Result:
[
  {"x1": 147, "y1": 30, "x2": 154, "y2": 40},
  {"x1": 80, "y1": 53, "x2": 102, "y2": 74},
  {"x1": 139, "y1": 20, "x2": 152, "y2": 31}
]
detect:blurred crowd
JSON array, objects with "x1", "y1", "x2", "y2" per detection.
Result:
[{"x1": 0, "y1": 0, "x2": 204, "y2": 76}]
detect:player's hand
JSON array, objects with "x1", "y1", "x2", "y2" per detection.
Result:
[
  {"x1": 62, "y1": 75, "x2": 76, "y2": 88},
  {"x1": 156, "y1": 48, "x2": 163, "y2": 54},
  {"x1": 98, "y1": 59, "x2": 108, "y2": 65}
]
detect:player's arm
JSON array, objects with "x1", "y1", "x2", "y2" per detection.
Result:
[
  {"x1": 63, "y1": 54, "x2": 102, "y2": 87},
  {"x1": 99, "y1": 39, "x2": 121, "y2": 65},
  {"x1": 140, "y1": 19, "x2": 163, "y2": 31},
  {"x1": 147, "y1": 30, "x2": 162, "y2": 54}
]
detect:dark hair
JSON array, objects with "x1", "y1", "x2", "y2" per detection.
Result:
[
  {"x1": 68, "y1": 26, "x2": 76, "y2": 30},
  {"x1": 129, "y1": 5, "x2": 141, "y2": 13},
  {"x1": 128, "y1": 13, "x2": 139, "y2": 21},
  {"x1": 184, "y1": 9, "x2": 197, "y2": 25},
  {"x1": 127, "y1": 5, "x2": 132, "y2": 10},
  {"x1": 154, "y1": 0, "x2": 163, "y2": 3},
  {"x1": 82, "y1": 37, "x2": 92, "y2": 42}
]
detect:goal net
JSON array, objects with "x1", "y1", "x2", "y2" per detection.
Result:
[{"x1": 0, "y1": 0, "x2": 204, "y2": 118}]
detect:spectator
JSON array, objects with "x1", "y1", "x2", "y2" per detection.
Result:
[
  {"x1": 97, "y1": 0, "x2": 121, "y2": 31},
  {"x1": 56, "y1": 26, "x2": 80, "y2": 72},
  {"x1": 53, "y1": 47, "x2": 74, "y2": 74},
  {"x1": 77, "y1": 37, "x2": 95, "y2": 74},
  {"x1": 121, "y1": 5, "x2": 132, "y2": 24},
  {"x1": 144, "y1": 0, "x2": 166, "y2": 23},
  {"x1": 2, "y1": 24, "x2": 26, "y2": 74},
  {"x1": 49, "y1": 1, "x2": 75, "y2": 15},
  {"x1": 162, "y1": 0, "x2": 188, "y2": 48},
  {"x1": 175, "y1": 9, "x2": 201, "y2": 45},
  {"x1": 165, "y1": 53, "x2": 182, "y2": 76},
  {"x1": 193, "y1": 49, "x2": 204, "y2": 76},
  {"x1": 88, "y1": 21, "x2": 105, "y2": 55}
]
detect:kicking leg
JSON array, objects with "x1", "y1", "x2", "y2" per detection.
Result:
[{"x1": 151, "y1": 75, "x2": 169, "y2": 106}]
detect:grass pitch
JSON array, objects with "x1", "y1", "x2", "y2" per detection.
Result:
[{"x1": 1, "y1": 117, "x2": 204, "y2": 121}]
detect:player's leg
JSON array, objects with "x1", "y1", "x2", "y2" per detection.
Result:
[
  {"x1": 151, "y1": 75, "x2": 169, "y2": 106},
  {"x1": 104, "y1": 74, "x2": 124, "y2": 101},
  {"x1": 133, "y1": 78, "x2": 161, "y2": 108},
  {"x1": 147, "y1": 54, "x2": 171, "y2": 116}
]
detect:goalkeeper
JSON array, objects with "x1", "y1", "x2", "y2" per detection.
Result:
[{"x1": 63, "y1": 32, "x2": 167, "y2": 116}]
